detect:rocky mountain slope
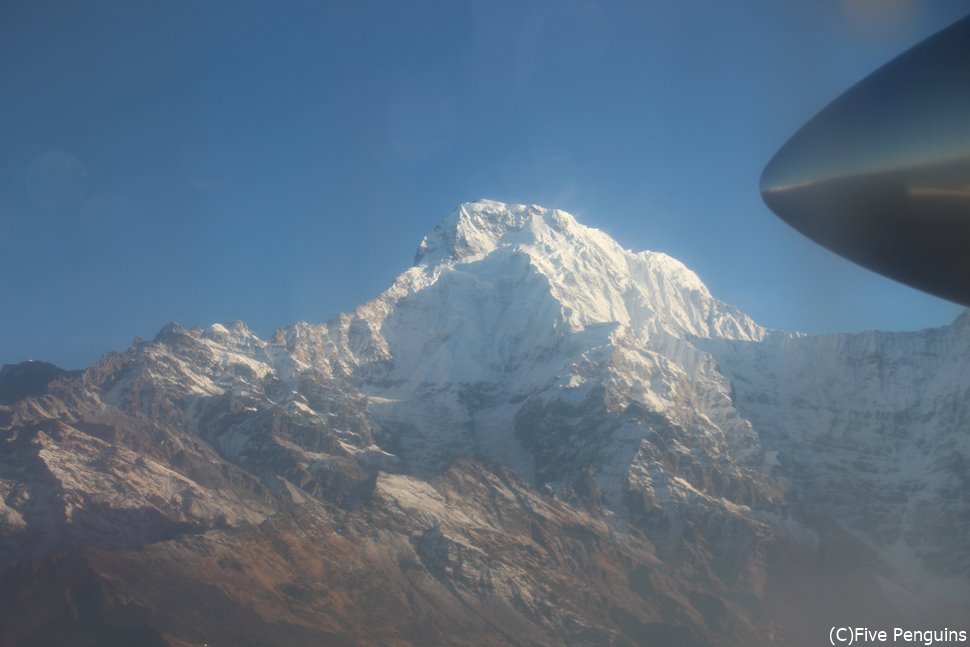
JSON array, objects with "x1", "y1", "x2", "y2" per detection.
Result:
[{"x1": 0, "y1": 200, "x2": 967, "y2": 646}]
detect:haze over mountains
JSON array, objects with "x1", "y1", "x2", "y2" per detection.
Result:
[{"x1": 1, "y1": 200, "x2": 967, "y2": 646}]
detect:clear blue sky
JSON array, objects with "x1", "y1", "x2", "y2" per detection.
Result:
[{"x1": 2, "y1": 1, "x2": 967, "y2": 369}]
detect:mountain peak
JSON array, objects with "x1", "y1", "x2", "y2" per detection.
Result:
[
  {"x1": 4, "y1": 200, "x2": 968, "y2": 645},
  {"x1": 0, "y1": 360, "x2": 77, "y2": 403},
  {"x1": 154, "y1": 321, "x2": 190, "y2": 342},
  {"x1": 414, "y1": 200, "x2": 579, "y2": 265},
  {"x1": 406, "y1": 199, "x2": 760, "y2": 342}
]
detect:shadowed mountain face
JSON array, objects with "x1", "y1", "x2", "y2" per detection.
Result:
[
  {"x1": 0, "y1": 201, "x2": 967, "y2": 646},
  {"x1": 0, "y1": 361, "x2": 78, "y2": 404}
]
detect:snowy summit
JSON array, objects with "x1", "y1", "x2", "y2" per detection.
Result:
[{"x1": 1, "y1": 199, "x2": 968, "y2": 644}]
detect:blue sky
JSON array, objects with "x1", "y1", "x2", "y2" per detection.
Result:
[{"x1": 2, "y1": 1, "x2": 967, "y2": 368}]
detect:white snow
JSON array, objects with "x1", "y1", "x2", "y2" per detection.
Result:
[{"x1": 20, "y1": 198, "x2": 965, "y2": 596}]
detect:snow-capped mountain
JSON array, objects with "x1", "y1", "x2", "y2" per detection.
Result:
[
  {"x1": 0, "y1": 200, "x2": 967, "y2": 646},
  {"x1": 701, "y1": 312, "x2": 970, "y2": 577}
]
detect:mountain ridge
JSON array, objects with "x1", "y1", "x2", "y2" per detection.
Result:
[{"x1": 1, "y1": 199, "x2": 967, "y2": 646}]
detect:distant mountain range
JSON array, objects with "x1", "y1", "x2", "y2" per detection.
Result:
[{"x1": 1, "y1": 200, "x2": 967, "y2": 646}]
